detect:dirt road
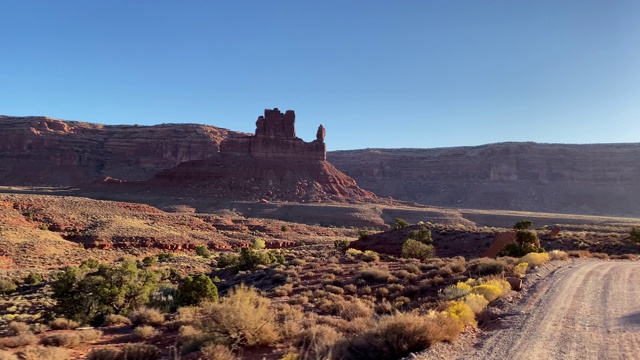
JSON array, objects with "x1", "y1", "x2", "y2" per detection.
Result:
[{"x1": 464, "y1": 261, "x2": 640, "y2": 359}]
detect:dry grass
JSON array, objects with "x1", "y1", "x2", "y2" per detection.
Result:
[
  {"x1": 40, "y1": 332, "x2": 82, "y2": 348},
  {"x1": 103, "y1": 314, "x2": 132, "y2": 326},
  {"x1": 18, "y1": 346, "x2": 69, "y2": 360},
  {"x1": 549, "y1": 250, "x2": 569, "y2": 261},
  {"x1": 133, "y1": 325, "x2": 161, "y2": 340},
  {"x1": 7, "y1": 321, "x2": 29, "y2": 336},
  {"x1": 129, "y1": 307, "x2": 165, "y2": 327},
  {"x1": 49, "y1": 318, "x2": 79, "y2": 330},
  {"x1": 0, "y1": 333, "x2": 38, "y2": 349},
  {"x1": 200, "y1": 344, "x2": 238, "y2": 360},
  {"x1": 295, "y1": 324, "x2": 342, "y2": 360}
]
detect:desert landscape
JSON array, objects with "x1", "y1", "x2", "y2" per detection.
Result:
[{"x1": 0, "y1": 109, "x2": 639, "y2": 360}]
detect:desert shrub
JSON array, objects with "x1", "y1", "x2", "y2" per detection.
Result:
[
  {"x1": 333, "y1": 239, "x2": 350, "y2": 252},
  {"x1": 17, "y1": 346, "x2": 69, "y2": 360},
  {"x1": 519, "y1": 252, "x2": 550, "y2": 267},
  {"x1": 216, "y1": 253, "x2": 240, "y2": 268},
  {"x1": 195, "y1": 245, "x2": 211, "y2": 258},
  {"x1": 441, "y1": 282, "x2": 472, "y2": 300},
  {"x1": 392, "y1": 218, "x2": 410, "y2": 230},
  {"x1": 103, "y1": 314, "x2": 132, "y2": 326},
  {"x1": 549, "y1": 249, "x2": 569, "y2": 260},
  {"x1": 50, "y1": 318, "x2": 79, "y2": 330},
  {"x1": 0, "y1": 333, "x2": 38, "y2": 348},
  {"x1": 176, "y1": 325, "x2": 212, "y2": 354},
  {"x1": 177, "y1": 284, "x2": 279, "y2": 349},
  {"x1": 408, "y1": 226, "x2": 433, "y2": 245},
  {"x1": 86, "y1": 347, "x2": 121, "y2": 360},
  {"x1": 444, "y1": 301, "x2": 476, "y2": 327},
  {"x1": 52, "y1": 260, "x2": 160, "y2": 324},
  {"x1": 513, "y1": 262, "x2": 528, "y2": 278},
  {"x1": 235, "y1": 247, "x2": 283, "y2": 271},
  {"x1": 81, "y1": 258, "x2": 100, "y2": 269},
  {"x1": 325, "y1": 285, "x2": 345, "y2": 295},
  {"x1": 200, "y1": 344, "x2": 238, "y2": 360},
  {"x1": 129, "y1": 307, "x2": 164, "y2": 327},
  {"x1": 361, "y1": 250, "x2": 380, "y2": 262},
  {"x1": 176, "y1": 273, "x2": 218, "y2": 307},
  {"x1": 513, "y1": 220, "x2": 533, "y2": 230},
  {"x1": 134, "y1": 325, "x2": 161, "y2": 340},
  {"x1": 334, "y1": 312, "x2": 462, "y2": 360},
  {"x1": 141, "y1": 256, "x2": 158, "y2": 266},
  {"x1": 40, "y1": 332, "x2": 81, "y2": 348},
  {"x1": 484, "y1": 279, "x2": 511, "y2": 296},
  {"x1": 591, "y1": 252, "x2": 610, "y2": 260},
  {"x1": 157, "y1": 253, "x2": 175, "y2": 262},
  {"x1": 296, "y1": 324, "x2": 342, "y2": 360},
  {"x1": 79, "y1": 329, "x2": 103, "y2": 342},
  {"x1": 470, "y1": 258, "x2": 506, "y2": 276},
  {"x1": 402, "y1": 239, "x2": 434, "y2": 260},
  {"x1": 338, "y1": 299, "x2": 374, "y2": 321},
  {"x1": 470, "y1": 284, "x2": 502, "y2": 302},
  {"x1": 0, "y1": 278, "x2": 17, "y2": 294},
  {"x1": 120, "y1": 344, "x2": 161, "y2": 360},
  {"x1": 253, "y1": 238, "x2": 266, "y2": 250},
  {"x1": 630, "y1": 227, "x2": 640, "y2": 243},
  {"x1": 356, "y1": 268, "x2": 392, "y2": 284},
  {"x1": 357, "y1": 228, "x2": 371, "y2": 239},
  {"x1": 8, "y1": 321, "x2": 30, "y2": 336},
  {"x1": 464, "y1": 293, "x2": 489, "y2": 314},
  {"x1": 24, "y1": 271, "x2": 42, "y2": 285}
]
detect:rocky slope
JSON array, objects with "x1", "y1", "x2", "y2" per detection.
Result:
[
  {"x1": 0, "y1": 115, "x2": 241, "y2": 185},
  {"x1": 328, "y1": 143, "x2": 640, "y2": 217}
]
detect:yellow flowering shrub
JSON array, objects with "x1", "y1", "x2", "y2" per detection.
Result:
[
  {"x1": 513, "y1": 262, "x2": 528, "y2": 278},
  {"x1": 519, "y1": 252, "x2": 550, "y2": 267},
  {"x1": 470, "y1": 284, "x2": 502, "y2": 302},
  {"x1": 443, "y1": 301, "x2": 476, "y2": 328},
  {"x1": 464, "y1": 293, "x2": 489, "y2": 314}
]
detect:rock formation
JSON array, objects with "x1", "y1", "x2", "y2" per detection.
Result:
[
  {"x1": 149, "y1": 108, "x2": 374, "y2": 202},
  {"x1": 328, "y1": 142, "x2": 640, "y2": 217},
  {"x1": 220, "y1": 108, "x2": 326, "y2": 160}
]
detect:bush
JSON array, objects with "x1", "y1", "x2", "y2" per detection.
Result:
[
  {"x1": 334, "y1": 312, "x2": 462, "y2": 360},
  {"x1": 333, "y1": 239, "x2": 350, "y2": 252},
  {"x1": 40, "y1": 332, "x2": 82, "y2": 348},
  {"x1": 470, "y1": 284, "x2": 503, "y2": 302},
  {"x1": 519, "y1": 252, "x2": 550, "y2": 267},
  {"x1": 134, "y1": 325, "x2": 161, "y2": 340},
  {"x1": 392, "y1": 218, "x2": 410, "y2": 230},
  {"x1": 157, "y1": 253, "x2": 175, "y2": 262},
  {"x1": 408, "y1": 226, "x2": 433, "y2": 245},
  {"x1": 129, "y1": 307, "x2": 165, "y2": 327},
  {"x1": 177, "y1": 284, "x2": 278, "y2": 348},
  {"x1": 513, "y1": 262, "x2": 528, "y2": 278},
  {"x1": 78, "y1": 329, "x2": 103, "y2": 342},
  {"x1": 195, "y1": 245, "x2": 211, "y2": 258},
  {"x1": 444, "y1": 301, "x2": 477, "y2": 327},
  {"x1": 86, "y1": 347, "x2": 121, "y2": 360},
  {"x1": 549, "y1": 250, "x2": 568, "y2": 261},
  {"x1": 402, "y1": 239, "x2": 434, "y2": 260},
  {"x1": 7, "y1": 321, "x2": 30, "y2": 336},
  {"x1": 216, "y1": 253, "x2": 240, "y2": 268},
  {"x1": 81, "y1": 258, "x2": 100, "y2": 269},
  {"x1": 296, "y1": 325, "x2": 342, "y2": 360},
  {"x1": 141, "y1": 256, "x2": 158, "y2": 266},
  {"x1": 471, "y1": 258, "x2": 507, "y2": 276},
  {"x1": 513, "y1": 220, "x2": 533, "y2": 230},
  {"x1": 52, "y1": 260, "x2": 160, "y2": 324},
  {"x1": 50, "y1": 318, "x2": 79, "y2": 330},
  {"x1": 201, "y1": 344, "x2": 238, "y2": 360},
  {"x1": 103, "y1": 314, "x2": 132, "y2": 326},
  {"x1": 17, "y1": 346, "x2": 69, "y2": 360},
  {"x1": 120, "y1": 344, "x2": 161, "y2": 360},
  {"x1": 356, "y1": 268, "x2": 392, "y2": 284},
  {"x1": 361, "y1": 250, "x2": 380, "y2": 262},
  {"x1": 0, "y1": 333, "x2": 38, "y2": 348},
  {"x1": 0, "y1": 350, "x2": 18, "y2": 360},
  {"x1": 176, "y1": 273, "x2": 218, "y2": 307},
  {"x1": 253, "y1": 238, "x2": 266, "y2": 250},
  {"x1": 441, "y1": 282, "x2": 472, "y2": 300},
  {"x1": 464, "y1": 293, "x2": 489, "y2": 314},
  {"x1": 24, "y1": 272, "x2": 42, "y2": 285},
  {"x1": 0, "y1": 278, "x2": 17, "y2": 294}
]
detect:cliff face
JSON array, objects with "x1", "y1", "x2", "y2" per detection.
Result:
[
  {"x1": 0, "y1": 115, "x2": 241, "y2": 186},
  {"x1": 328, "y1": 143, "x2": 640, "y2": 216}
]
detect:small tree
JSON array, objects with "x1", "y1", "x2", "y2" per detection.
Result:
[
  {"x1": 176, "y1": 274, "x2": 218, "y2": 307},
  {"x1": 195, "y1": 245, "x2": 211, "y2": 259},
  {"x1": 513, "y1": 220, "x2": 533, "y2": 230},
  {"x1": 402, "y1": 239, "x2": 434, "y2": 260},
  {"x1": 393, "y1": 218, "x2": 410, "y2": 230},
  {"x1": 253, "y1": 238, "x2": 266, "y2": 250},
  {"x1": 408, "y1": 226, "x2": 433, "y2": 245}
]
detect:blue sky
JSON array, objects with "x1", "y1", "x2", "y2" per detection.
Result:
[{"x1": 2, "y1": 1, "x2": 639, "y2": 150}]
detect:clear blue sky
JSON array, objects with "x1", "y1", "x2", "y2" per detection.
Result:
[{"x1": 2, "y1": 1, "x2": 639, "y2": 150}]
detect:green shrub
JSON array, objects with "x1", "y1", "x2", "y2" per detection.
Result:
[
  {"x1": 408, "y1": 226, "x2": 433, "y2": 244},
  {"x1": 81, "y1": 258, "x2": 100, "y2": 269},
  {"x1": 471, "y1": 258, "x2": 507, "y2": 276},
  {"x1": 361, "y1": 250, "x2": 380, "y2": 262},
  {"x1": 141, "y1": 256, "x2": 158, "y2": 266},
  {"x1": 157, "y1": 253, "x2": 175, "y2": 262},
  {"x1": 513, "y1": 220, "x2": 533, "y2": 230},
  {"x1": 24, "y1": 271, "x2": 43, "y2": 285},
  {"x1": 195, "y1": 245, "x2": 211, "y2": 258},
  {"x1": 217, "y1": 253, "x2": 240, "y2": 268},
  {"x1": 52, "y1": 260, "x2": 160, "y2": 324},
  {"x1": 0, "y1": 278, "x2": 17, "y2": 294},
  {"x1": 402, "y1": 239, "x2": 434, "y2": 260},
  {"x1": 392, "y1": 218, "x2": 410, "y2": 230},
  {"x1": 253, "y1": 238, "x2": 266, "y2": 250},
  {"x1": 129, "y1": 307, "x2": 165, "y2": 327},
  {"x1": 176, "y1": 273, "x2": 218, "y2": 307},
  {"x1": 333, "y1": 239, "x2": 350, "y2": 252}
]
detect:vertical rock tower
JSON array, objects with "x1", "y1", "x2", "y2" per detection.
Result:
[{"x1": 221, "y1": 108, "x2": 326, "y2": 161}]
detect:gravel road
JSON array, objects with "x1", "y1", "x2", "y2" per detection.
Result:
[{"x1": 464, "y1": 261, "x2": 640, "y2": 359}]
